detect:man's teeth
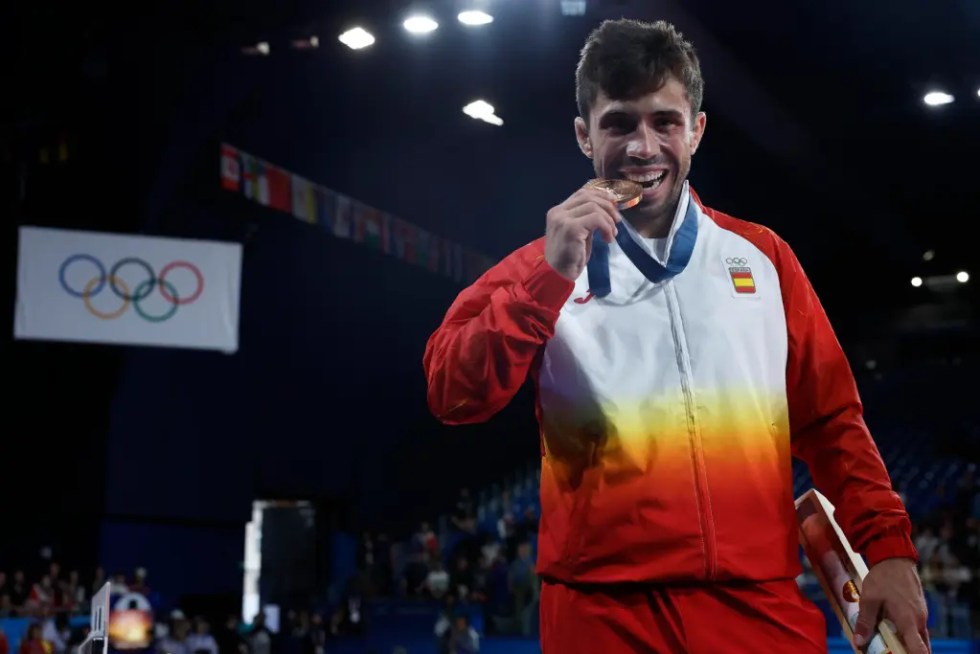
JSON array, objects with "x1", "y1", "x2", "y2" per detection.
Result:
[{"x1": 625, "y1": 171, "x2": 667, "y2": 187}]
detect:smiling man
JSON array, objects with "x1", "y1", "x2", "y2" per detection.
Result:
[{"x1": 423, "y1": 18, "x2": 928, "y2": 653}]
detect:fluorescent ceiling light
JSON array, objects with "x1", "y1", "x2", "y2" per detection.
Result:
[
  {"x1": 923, "y1": 91, "x2": 954, "y2": 106},
  {"x1": 458, "y1": 10, "x2": 493, "y2": 26},
  {"x1": 463, "y1": 100, "x2": 503, "y2": 126},
  {"x1": 339, "y1": 27, "x2": 375, "y2": 50},
  {"x1": 404, "y1": 15, "x2": 439, "y2": 34}
]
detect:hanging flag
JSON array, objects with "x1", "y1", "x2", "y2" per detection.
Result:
[
  {"x1": 391, "y1": 219, "x2": 418, "y2": 264},
  {"x1": 391, "y1": 218, "x2": 406, "y2": 259},
  {"x1": 217, "y1": 144, "x2": 498, "y2": 285},
  {"x1": 265, "y1": 165, "x2": 292, "y2": 212},
  {"x1": 241, "y1": 153, "x2": 269, "y2": 205},
  {"x1": 333, "y1": 195, "x2": 352, "y2": 239},
  {"x1": 291, "y1": 174, "x2": 317, "y2": 224},
  {"x1": 314, "y1": 186, "x2": 333, "y2": 229},
  {"x1": 359, "y1": 207, "x2": 390, "y2": 252},
  {"x1": 14, "y1": 226, "x2": 243, "y2": 353},
  {"x1": 220, "y1": 144, "x2": 241, "y2": 192},
  {"x1": 402, "y1": 223, "x2": 418, "y2": 265}
]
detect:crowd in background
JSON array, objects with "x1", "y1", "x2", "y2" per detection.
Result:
[
  {"x1": 341, "y1": 483, "x2": 540, "y2": 643},
  {"x1": 2, "y1": 458, "x2": 976, "y2": 654},
  {"x1": 906, "y1": 468, "x2": 979, "y2": 637},
  {"x1": 344, "y1": 461, "x2": 980, "y2": 642}
]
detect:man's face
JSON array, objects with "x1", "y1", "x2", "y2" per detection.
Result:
[{"x1": 575, "y1": 75, "x2": 706, "y2": 224}]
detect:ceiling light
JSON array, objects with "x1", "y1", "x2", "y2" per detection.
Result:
[
  {"x1": 291, "y1": 36, "x2": 319, "y2": 50},
  {"x1": 463, "y1": 100, "x2": 503, "y2": 126},
  {"x1": 910, "y1": 276, "x2": 923, "y2": 287},
  {"x1": 458, "y1": 10, "x2": 493, "y2": 26},
  {"x1": 404, "y1": 15, "x2": 439, "y2": 34},
  {"x1": 923, "y1": 91, "x2": 954, "y2": 106},
  {"x1": 339, "y1": 27, "x2": 375, "y2": 50},
  {"x1": 956, "y1": 271, "x2": 969, "y2": 283},
  {"x1": 242, "y1": 42, "x2": 270, "y2": 56}
]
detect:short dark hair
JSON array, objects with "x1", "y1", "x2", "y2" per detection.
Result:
[{"x1": 575, "y1": 19, "x2": 704, "y2": 122}]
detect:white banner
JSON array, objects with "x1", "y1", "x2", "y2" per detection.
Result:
[{"x1": 14, "y1": 226, "x2": 243, "y2": 353}]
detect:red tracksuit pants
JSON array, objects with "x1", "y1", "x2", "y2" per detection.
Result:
[{"x1": 540, "y1": 578, "x2": 829, "y2": 653}]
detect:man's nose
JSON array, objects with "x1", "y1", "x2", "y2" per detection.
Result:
[{"x1": 626, "y1": 123, "x2": 660, "y2": 160}]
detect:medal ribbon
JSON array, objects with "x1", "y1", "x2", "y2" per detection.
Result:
[{"x1": 586, "y1": 194, "x2": 699, "y2": 298}]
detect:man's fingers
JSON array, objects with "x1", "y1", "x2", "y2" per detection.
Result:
[
  {"x1": 567, "y1": 196, "x2": 620, "y2": 226},
  {"x1": 578, "y1": 212, "x2": 617, "y2": 244},
  {"x1": 570, "y1": 189, "x2": 621, "y2": 215},
  {"x1": 853, "y1": 597, "x2": 882, "y2": 647},
  {"x1": 567, "y1": 199, "x2": 611, "y2": 219},
  {"x1": 900, "y1": 624, "x2": 929, "y2": 654}
]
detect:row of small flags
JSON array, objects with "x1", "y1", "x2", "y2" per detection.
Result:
[{"x1": 219, "y1": 143, "x2": 497, "y2": 284}]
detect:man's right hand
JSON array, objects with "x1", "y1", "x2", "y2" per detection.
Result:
[{"x1": 544, "y1": 187, "x2": 621, "y2": 281}]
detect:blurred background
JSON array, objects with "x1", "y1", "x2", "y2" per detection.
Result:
[{"x1": 1, "y1": 0, "x2": 978, "y2": 653}]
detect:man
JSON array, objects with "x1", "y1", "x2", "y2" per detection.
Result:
[{"x1": 423, "y1": 18, "x2": 929, "y2": 653}]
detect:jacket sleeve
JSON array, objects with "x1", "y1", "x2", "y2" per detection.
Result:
[
  {"x1": 777, "y1": 241, "x2": 918, "y2": 567},
  {"x1": 423, "y1": 244, "x2": 574, "y2": 425}
]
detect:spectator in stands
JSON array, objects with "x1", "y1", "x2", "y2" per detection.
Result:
[
  {"x1": 414, "y1": 523, "x2": 439, "y2": 561},
  {"x1": 17, "y1": 624, "x2": 47, "y2": 654},
  {"x1": 452, "y1": 489, "x2": 475, "y2": 529},
  {"x1": 247, "y1": 611, "x2": 274, "y2": 654},
  {"x1": 156, "y1": 610, "x2": 190, "y2": 654},
  {"x1": 213, "y1": 615, "x2": 247, "y2": 654},
  {"x1": 299, "y1": 613, "x2": 326, "y2": 654},
  {"x1": 328, "y1": 597, "x2": 363, "y2": 638},
  {"x1": 9, "y1": 573, "x2": 28, "y2": 615},
  {"x1": 185, "y1": 618, "x2": 218, "y2": 654},
  {"x1": 40, "y1": 612, "x2": 70, "y2": 654},
  {"x1": 508, "y1": 542, "x2": 537, "y2": 636},
  {"x1": 433, "y1": 594, "x2": 458, "y2": 654},
  {"x1": 25, "y1": 576, "x2": 54, "y2": 615},
  {"x1": 63, "y1": 572, "x2": 85, "y2": 612},
  {"x1": 914, "y1": 525, "x2": 940, "y2": 563},
  {"x1": 109, "y1": 574, "x2": 128, "y2": 595},
  {"x1": 400, "y1": 552, "x2": 429, "y2": 597},
  {"x1": 129, "y1": 568, "x2": 149, "y2": 596},
  {"x1": 446, "y1": 615, "x2": 479, "y2": 654},
  {"x1": 424, "y1": 561, "x2": 450, "y2": 600},
  {"x1": 46, "y1": 565, "x2": 61, "y2": 590},
  {"x1": 449, "y1": 555, "x2": 474, "y2": 601}
]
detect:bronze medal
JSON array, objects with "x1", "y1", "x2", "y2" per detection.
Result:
[{"x1": 586, "y1": 178, "x2": 643, "y2": 210}]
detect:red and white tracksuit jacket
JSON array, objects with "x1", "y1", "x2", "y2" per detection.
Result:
[{"x1": 423, "y1": 183, "x2": 917, "y2": 586}]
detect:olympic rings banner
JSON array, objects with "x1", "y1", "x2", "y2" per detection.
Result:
[{"x1": 14, "y1": 226, "x2": 243, "y2": 353}]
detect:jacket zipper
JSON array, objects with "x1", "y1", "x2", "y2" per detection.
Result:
[{"x1": 665, "y1": 281, "x2": 718, "y2": 579}]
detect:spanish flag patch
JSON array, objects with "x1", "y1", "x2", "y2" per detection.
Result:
[{"x1": 729, "y1": 267, "x2": 756, "y2": 294}]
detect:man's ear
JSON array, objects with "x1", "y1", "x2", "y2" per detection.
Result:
[
  {"x1": 690, "y1": 111, "x2": 707, "y2": 155},
  {"x1": 574, "y1": 116, "x2": 592, "y2": 158}
]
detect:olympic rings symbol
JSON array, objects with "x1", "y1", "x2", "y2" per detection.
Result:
[
  {"x1": 725, "y1": 257, "x2": 748, "y2": 266},
  {"x1": 58, "y1": 254, "x2": 204, "y2": 322}
]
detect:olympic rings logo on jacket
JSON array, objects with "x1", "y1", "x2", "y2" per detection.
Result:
[{"x1": 58, "y1": 254, "x2": 204, "y2": 322}]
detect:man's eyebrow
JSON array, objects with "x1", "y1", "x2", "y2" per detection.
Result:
[{"x1": 597, "y1": 107, "x2": 685, "y2": 123}]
